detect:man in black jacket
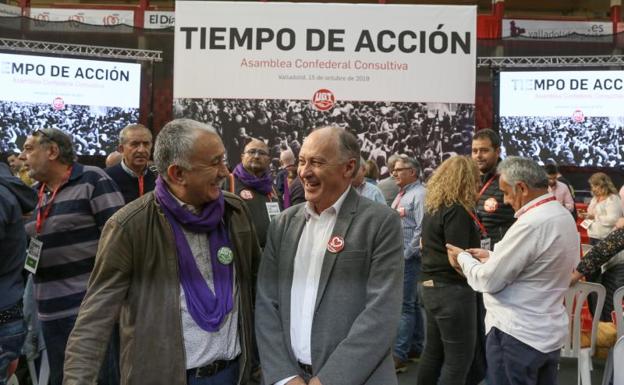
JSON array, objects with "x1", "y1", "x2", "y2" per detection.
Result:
[
  {"x1": 0, "y1": 163, "x2": 37, "y2": 383},
  {"x1": 472, "y1": 129, "x2": 515, "y2": 246},
  {"x1": 467, "y1": 128, "x2": 516, "y2": 385}
]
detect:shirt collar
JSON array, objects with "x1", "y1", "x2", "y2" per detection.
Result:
[
  {"x1": 169, "y1": 185, "x2": 202, "y2": 215},
  {"x1": 304, "y1": 185, "x2": 351, "y2": 220},
  {"x1": 399, "y1": 180, "x2": 420, "y2": 193},
  {"x1": 514, "y1": 192, "x2": 554, "y2": 218},
  {"x1": 121, "y1": 159, "x2": 147, "y2": 178}
]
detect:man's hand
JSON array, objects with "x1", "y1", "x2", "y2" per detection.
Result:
[
  {"x1": 286, "y1": 376, "x2": 307, "y2": 385},
  {"x1": 309, "y1": 377, "x2": 323, "y2": 385},
  {"x1": 466, "y1": 248, "x2": 490, "y2": 263},
  {"x1": 445, "y1": 243, "x2": 465, "y2": 276}
]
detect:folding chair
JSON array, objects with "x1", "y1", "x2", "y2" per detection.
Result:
[{"x1": 562, "y1": 281, "x2": 606, "y2": 385}]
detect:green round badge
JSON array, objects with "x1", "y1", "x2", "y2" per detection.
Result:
[{"x1": 217, "y1": 246, "x2": 234, "y2": 265}]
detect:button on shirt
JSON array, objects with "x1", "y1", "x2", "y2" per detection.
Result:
[
  {"x1": 457, "y1": 193, "x2": 579, "y2": 353},
  {"x1": 391, "y1": 181, "x2": 426, "y2": 259},
  {"x1": 290, "y1": 188, "x2": 349, "y2": 365}
]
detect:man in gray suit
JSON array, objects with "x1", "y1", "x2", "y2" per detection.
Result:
[{"x1": 256, "y1": 126, "x2": 404, "y2": 385}]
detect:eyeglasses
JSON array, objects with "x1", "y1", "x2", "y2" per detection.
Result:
[
  {"x1": 392, "y1": 167, "x2": 414, "y2": 173},
  {"x1": 244, "y1": 149, "x2": 269, "y2": 157}
]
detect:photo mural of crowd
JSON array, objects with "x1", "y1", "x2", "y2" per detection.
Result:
[
  {"x1": 173, "y1": 98, "x2": 475, "y2": 179},
  {"x1": 499, "y1": 116, "x2": 624, "y2": 168},
  {"x1": 0, "y1": 101, "x2": 139, "y2": 155}
]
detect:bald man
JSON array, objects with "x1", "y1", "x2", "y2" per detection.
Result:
[
  {"x1": 276, "y1": 148, "x2": 305, "y2": 208},
  {"x1": 224, "y1": 139, "x2": 282, "y2": 249}
]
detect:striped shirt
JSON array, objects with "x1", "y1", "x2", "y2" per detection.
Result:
[
  {"x1": 25, "y1": 163, "x2": 124, "y2": 321},
  {"x1": 391, "y1": 181, "x2": 426, "y2": 259}
]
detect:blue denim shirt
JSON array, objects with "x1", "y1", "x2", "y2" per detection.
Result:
[{"x1": 392, "y1": 181, "x2": 426, "y2": 259}]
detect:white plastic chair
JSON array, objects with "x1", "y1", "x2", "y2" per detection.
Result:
[
  {"x1": 614, "y1": 336, "x2": 624, "y2": 385},
  {"x1": 562, "y1": 281, "x2": 606, "y2": 385},
  {"x1": 601, "y1": 286, "x2": 624, "y2": 385}
]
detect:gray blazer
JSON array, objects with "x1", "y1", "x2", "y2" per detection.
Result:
[{"x1": 256, "y1": 188, "x2": 404, "y2": 385}]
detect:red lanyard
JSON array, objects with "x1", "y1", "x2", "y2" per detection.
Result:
[
  {"x1": 392, "y1": 189, "x2": 405, "y2": 209},
  {"x1": 35, "y1": 166, "x2": 72, "y2": 236},
  {"x1": 466, "y1": 209, "x2": 488, "y2": 237},
  {"x1": 478, "y1": 174, "x2": 498, "y2": 199},
  {"x1": 517, "y1": 196, "x2": 557, "y2": 218},
  {"x1": 138, "y1": 175, "x2": 144, "y2": 196}
]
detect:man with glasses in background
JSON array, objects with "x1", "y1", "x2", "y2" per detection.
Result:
[
  {"x1": 391, "y1": 155, "x2": 426, "y2": 373},
  {"x1": 224, "y1": 138, "x2": 282, "y2": 249},
  {"x1": 18, "y1": 128, "x2": 124, "y2": 385}
]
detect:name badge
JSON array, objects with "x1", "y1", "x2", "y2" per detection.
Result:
[
  {"x1": 265, "y1": 202, "x2": 281, "y2": 221},
  {"x1": 480, "y1": 237, "x2": 492, "y2": 251},
  {"x1": 580, "y1": 219, "x2": 593, "y2": 230},
  {"x1": 25, "y1": 237, "x2": 43, "y2": 274}
]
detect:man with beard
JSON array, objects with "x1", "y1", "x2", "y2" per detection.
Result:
[
  {"x1": 225, "y1": 138, "x2": 282, "y2": 249},
  {"x1": 18, "y1": 128, "x2": 124, "y2": 385},
  {"x1": 468, "y1": 128, "x2": 516, "y2": 385},
  {"x1": 105, "y1": 124, "x2": 157, "y2": 204}
]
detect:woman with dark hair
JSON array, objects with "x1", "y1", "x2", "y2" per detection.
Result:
[
  {"x1": 572, "y1": 218, "x2": 624, "y2": 321},
  {"x1": 417, "y1": 156, "x2": 483, "y2": 385}
]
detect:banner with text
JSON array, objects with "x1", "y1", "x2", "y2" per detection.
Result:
[
  {"x1": 174, "y1": 2, "x2": 476, "y2": 175},
  {"x1": 174, "y1": 2, "x2": 475, "y2": 103}
]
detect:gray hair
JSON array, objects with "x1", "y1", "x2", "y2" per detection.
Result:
[
  {"x1": 119, "y1": 123, "x2": 152, "y2": 145},
  {"x1": 387, "y1": 154, "x2": 401, "y2": 171},
  {"x1": 397, "y1": 154, "x2": 421, "y2": 173},
  {"x1": 154, "y1": 119, "x2": 216, "y2": 179},
  {"x1": 33, "y1": 128, "x2": 75, "y2": 165},
  {"x1": 314, "y1": 126, "x2": 360, "y2": 177},
  {"x1": 497, "y1": 156, "x2": 548, "y2": 190}
]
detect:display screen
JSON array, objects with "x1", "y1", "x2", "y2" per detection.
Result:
[
  {"x1": 0, "y1": 52, "x2": 141, "y2": 156},
  {"x1": 498, "y1": 70, "x2": 624, "y2": 167}
]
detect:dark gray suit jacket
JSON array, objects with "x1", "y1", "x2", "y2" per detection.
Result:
[{"x1": 256, "y1": 188, "x2": 404, "y2": 385}]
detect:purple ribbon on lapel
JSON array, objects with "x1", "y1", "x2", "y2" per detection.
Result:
[
  {"x1": 154, "y1": 176, "x2": 233, "y2": 332},
  {"x1": 232, "y1": 163, "x2": 273, "y2": 195}
]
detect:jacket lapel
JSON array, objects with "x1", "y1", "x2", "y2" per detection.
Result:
[{"x1": 314, "y1": 188, "x2": 359, "y2": 312}]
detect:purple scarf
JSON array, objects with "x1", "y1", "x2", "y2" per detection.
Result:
[
  {"x1": 233, "y1": 163, "x2": 273, "y2": 195},
  {"x1": 154, "y1": 177, "x2": 233, "y2": 332}
]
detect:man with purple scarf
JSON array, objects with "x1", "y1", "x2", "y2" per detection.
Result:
[
  {"x1": 64, "y1": 119, "x2": 261, "y2": 385},
  {"x1": 224, "y1": 138, "x2": 282, "y2": 249}
]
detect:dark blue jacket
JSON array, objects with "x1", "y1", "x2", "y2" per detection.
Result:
[{"x1": 0, "y1": 163, "x2": 37, "y2": 310}]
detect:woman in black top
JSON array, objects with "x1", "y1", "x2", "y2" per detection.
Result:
[{"x1": 417, "y1": 156, "x2": 482, "y2": 385}]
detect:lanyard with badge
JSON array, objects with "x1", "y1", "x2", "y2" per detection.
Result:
[
  {"x1": 516, "y1": 196, "x2": 557, "y2": 218},
  {"x1": 138, "y1": 174, "x2": 144, "y2": 196},
  {"x1": 465, "y1": 209, "x2": 491, "y2": 251},
  {"x1": 265, "y1": 191, "x2": 281, "y2": 221},
  {"x1": 25, "y1": 167, "x2": 72, "y2": 274}
]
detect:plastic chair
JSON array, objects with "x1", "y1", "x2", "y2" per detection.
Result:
[
  {"x1": 614, "y1": 336, "x2": 624, "y2": 385},
  {"x1": 601, "y1": 286, "x2": 624, "y2": 385},
  {"x1": 562, "y1": 281, "x2": 606, "y2": 385}
]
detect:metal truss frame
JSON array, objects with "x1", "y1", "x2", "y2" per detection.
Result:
[
  {"x1": 0, "y1": 38, "x2": 162, "y2": 62},
  {"x1": 478, "y1": 55, "x2": 624, "y2": 68}
]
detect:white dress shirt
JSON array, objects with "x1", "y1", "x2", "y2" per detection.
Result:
[
  {"x1": 276, "y1": 187, "x2": 350, "y2": 385},
  {"x1": 458, "y1": 193, "x2": 579, "y2": 353}
]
